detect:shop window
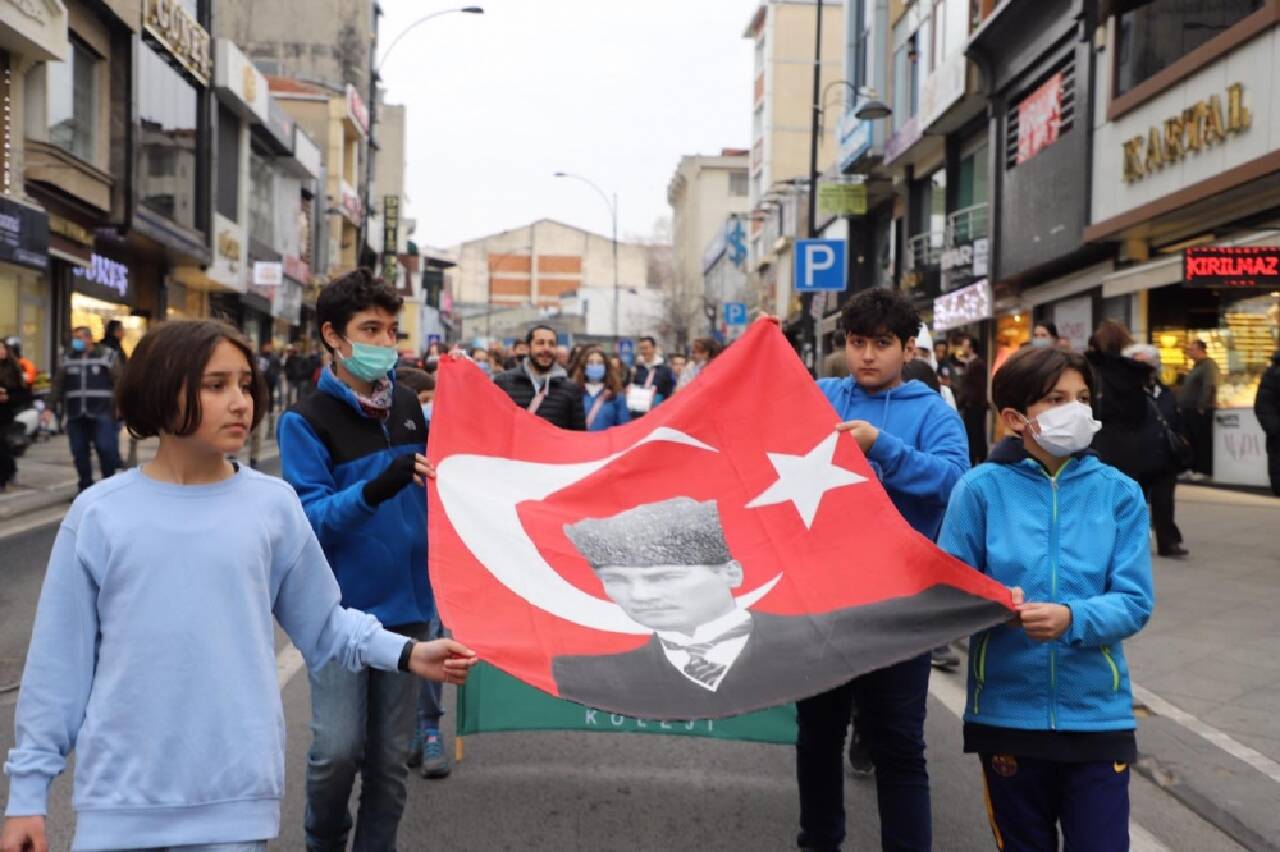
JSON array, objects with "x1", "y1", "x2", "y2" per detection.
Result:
[
  {"x1": 1006, "y1": 55, "x2": 1075, "y2": 170},
  {"x1": 1115, "y1": 1, "x2": 1263, "y2": 97},
  {"x1": 70, "y1": 293, "x2": 145, "y2": 356},
  {"x1": 47, "y1": 37, "x2": 99, "y2": 163},
  {"x1": 216, "y1": 104, "x2": 240, "y2": 221},
  {"x1": 249, "y1": 150, "x2": 274, "y2": 247},
  {"x1": 136, "y1": 46, "x2": 199, "y2": 230}
]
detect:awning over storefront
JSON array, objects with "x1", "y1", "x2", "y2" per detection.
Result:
[
  {"x1": 1100, "y1": 230, "x2": 1280, "y2": 298},
  {"x1": 1019, "y1": 261, "x2": 1115, "y2": 310}
]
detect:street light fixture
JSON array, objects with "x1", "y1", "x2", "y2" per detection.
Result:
[{"x1": 552, "y1": 171, "x2": 620, "y2": 338}]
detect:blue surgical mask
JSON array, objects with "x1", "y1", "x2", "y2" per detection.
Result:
[
  {"x1": 339, "y1": 340, "x2": 398, "y2": 382},
  {"x1": 421, "y1": 402, "x2": 433, "y2": 422},
  {"x1": 70, "y1": 338, "x2": 86, "y2": 353},
  {"x1": 478, "y1": 362, "x2": 492, "y2": 377},
  {"x1": 1029, "y1": 337, "x2": 1051, "y2": 349},
  {"x1": 585, "y1": 364, "x2": 606, "y2": 382}
]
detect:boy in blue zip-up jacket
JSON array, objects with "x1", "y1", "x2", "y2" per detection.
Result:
[
  {"x1": 797, "y1": 289, "x2": 970, "y2": 852},
  {"x1": 276, "y1": 270, "x2": 436, "y2": 850},
  {"x1": 938, "y1": 345, "x2": 1154, "y2": 852}
]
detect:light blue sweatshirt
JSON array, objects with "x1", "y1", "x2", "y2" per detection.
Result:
[{"x1": 3, "y1": 467, "x2": 410, "y2": 851}]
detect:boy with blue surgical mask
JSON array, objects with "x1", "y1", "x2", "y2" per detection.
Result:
[
  {"x1": 276, "y1": 269, "x2": 436, "y2": 849},
  {"x1": 938, "y1": 345, "x2": 1154, "y2": 851}
]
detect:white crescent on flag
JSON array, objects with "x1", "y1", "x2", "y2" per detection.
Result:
[{"x1": 437, "y1": 427, "x2": 784, "y2": 635}]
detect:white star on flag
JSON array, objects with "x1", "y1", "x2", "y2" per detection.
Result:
[{"x1": 745, "y1": 432, "x2": 868, "y2": 529}]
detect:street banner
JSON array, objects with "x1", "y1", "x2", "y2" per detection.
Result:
[
  {"x1": 457, "y1": 662, "x2": 797, "y2": 744},
  {"x1": 429, "y1": 321, "x2": 1012, "y2": 721}
]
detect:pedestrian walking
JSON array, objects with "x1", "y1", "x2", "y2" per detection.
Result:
[
  {"x1": 952, "y1": 334, "x2": 990, "y2": 465},
  {"x1": 493, "y1": 325, "x2": 586, "y2": 430},
  {"x1": 627, "y1": 335, "x2": 675, "y2": 416},
  {"x1": 798, "y1": 288, "x2": 970, "y2": 852},
  {"x1": 0, "y1": 339, "x2": 29, "y2": 492},
  {"x1": 938, "y1": 344, "x2": 1154, "y2": 852},
  {"x1": 1127, "y1": 344, "x2": 1190, "y2": 555},
  {"x1": 570, "y1": 346, "x2": 630, "y2": 431},
  {"x1": 0, "y1": 319, "x2": 475, "y2": 852},
  {"x1": 284, "y1": 343, "x2": 315, "y2": 406},
  {"x1": 470, "y1": 347, "x2": 495, "y2": 378},
  {"x1": 250, "y1": 340, "x2": 283, "y2": 468},
  {"x1": 275, "y1": 269, "x2": 440, "y2": 851},
  {"x1": 46, "y1": 326, "x2": 123, "y2": 493},
  {"x1": 1030, "y1": 322, "x2": 1059, "y2": 349},
  {"x1": 1085, "y1": 321, "x2": 1154, "y2": 484},
  {"x1": 1255, "y1": 348, "x2": 1280, "y2": 496},
  {"x1": 676, "y1": 337, "x2": 723, "y2": 391},
  {"x1": 1179, "y1": 339, "x2": 1220, "y2": 480}
]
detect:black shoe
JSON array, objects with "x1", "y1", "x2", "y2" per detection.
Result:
[
  {"x1": 847, "y1": 733, "x2": 874, "y2": 778},
  {"x1": 931, "y1": 645, "x2": 961, "y2": 672},
  {"x1": 1158, "y1": 545, "x2": 1189, "y2": 558}
]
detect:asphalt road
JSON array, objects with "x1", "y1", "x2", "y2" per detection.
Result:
[{"x1": 0, "y1": 468, "x2": 1245, "y2": 850}]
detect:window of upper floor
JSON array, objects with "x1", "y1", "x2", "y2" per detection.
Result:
[{"x1": 1115, "y1": 0, "x2": 1264, "y2": 96}]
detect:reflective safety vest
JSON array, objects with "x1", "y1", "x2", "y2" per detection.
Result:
[{"x1": 64, "y1": 349, "x2": 117, "y2": 419}]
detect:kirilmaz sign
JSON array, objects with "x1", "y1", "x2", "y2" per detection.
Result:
[
  {"x1": 1122, "y1": 83, "x2": 1249, "y2": 183},
  {"x1": 1184, "y1": 246, "x2": 1280, "y2": 288}
]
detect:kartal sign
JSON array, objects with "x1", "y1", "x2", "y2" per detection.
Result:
[
  {"x1": 143, "y1": 0, "x2": 212, "y2": 85},
  {"x1": 1123, "y1": 83, "x2": 1249, "y2": 183}
]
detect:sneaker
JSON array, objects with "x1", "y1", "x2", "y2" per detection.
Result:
[
  {"x1": 931, "y1": 645, "x2": 961, "y2": 672},
  {"x1": 420, "y1": 729, "x2": 451, "y2": 779},
  {"x1": 847, "y1": 731, "x2": 874, "y2": 778},
  {"x1": 406, "y1": 727, "x2": 424, "y2": 769}
]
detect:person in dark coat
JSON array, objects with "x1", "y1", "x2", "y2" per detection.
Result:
[
  {"x1": 100, "y1": 319, "x2": 128, "y2": 366},
  {"x1": 493, "y1": 325, "x2": 585, "y2": 430},
  {"x1": 1255, "y1": 349, "x2": 1280, "y2": 497},
  {"x1": 0, "y1": 339, "x2": 29, "y2": 490},
  {"x1": 1126, "y1": 344, "x2": 1188, "y2": 556},
  {"x1": 1086, "y1": 321, "x2": 1154, "y2": 483}
]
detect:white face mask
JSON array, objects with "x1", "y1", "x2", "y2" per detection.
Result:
[{"x1": 1021, "y1": 401, "x2": 1100, "y2": 458}]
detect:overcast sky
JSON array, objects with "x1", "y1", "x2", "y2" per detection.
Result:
[{"x1": 377, "y1": 0, "x2": 761, "y2": 249}]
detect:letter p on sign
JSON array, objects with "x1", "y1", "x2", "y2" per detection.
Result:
[{"x1": 794, "y1": 239, "x2": 847, "y2": 292}]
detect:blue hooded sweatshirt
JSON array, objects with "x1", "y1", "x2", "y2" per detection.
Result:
[
  {"x1": 277, "y1": 368, "x2": 433, "y2": 628},
  {"x1": 817, "y1": 376, "x2": 970, "y2": 540},
  {"x1": 3, "y1": 467, "x2": 409, "y2": 850}
]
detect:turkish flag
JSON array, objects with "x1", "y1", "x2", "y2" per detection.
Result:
[{"x1": 429, "y1": 322, "x2": 1012, "y2": 720}]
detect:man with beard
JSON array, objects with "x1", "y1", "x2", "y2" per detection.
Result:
[{"x1": 494, "y1": 324, "x2": 585, "y2": 430}]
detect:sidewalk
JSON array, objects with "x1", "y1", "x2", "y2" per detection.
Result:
[{"x1": 0, "y1": 423, "x2": 280, "y2": 523}]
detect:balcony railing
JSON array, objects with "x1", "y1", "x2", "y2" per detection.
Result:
[
  {"x1": 946, "y1": 203, "x2": 988, "y2": 247},
  {"x1": 906, "y1": 231, "x2": 945, "y2": 271}
]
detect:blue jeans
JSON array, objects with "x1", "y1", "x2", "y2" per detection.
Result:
[
  {"x1": 796, "y1": 652, "x2": 932, "y2": 852},
  {"x1": 980, "y1": 754, "x2": 1130, "y2": 852},
  {"x1": 416, "y1": 616, "x2": 444, "y2": 729},
  {"x1": 305, "y1": 625, "x2": 426, "y2": 852},
  {"x1": 66, "y1": 413, "x2": 120, "y2": 491}
]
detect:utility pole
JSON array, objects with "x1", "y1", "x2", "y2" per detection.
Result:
[{"x1": 802, "y1": 0, "x2": 824, "y2": 375}]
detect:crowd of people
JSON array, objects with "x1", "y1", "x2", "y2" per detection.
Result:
[{"x1": 1, "y1": 265, "x2": 1277, "y2": 852}]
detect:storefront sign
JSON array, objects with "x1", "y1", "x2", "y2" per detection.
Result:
[
  {"x1": 73, "y1": 253, "x2": 130, "y2": 299},
  {"x1": 1122, "y1": 83, "x2": 1249, "y2": 184},
  {"x1": 1052, "y1": 295, "x2": 1092, "y2": 353},
  {"x1": 0, "y1": 198, "x2": 49, "y2": 271},
  {"x1": 48, "y1": 215, "x2": 93, "y2": 248},
  {"x1": 836, "y1": 108, "x2": 873, "y2": 172},
  {"x1": 1017, "y1": 73, "x2": 1062, "y2": 165},
  {"x1": 933, "y1": 278, "x2": 991, "y2": 331},
  {"x1": 346, "y1": 84, "x2": 369, "y2": 136},
  {"x1": 214, "y1": 39, "x2": 269, "y2": 123},
  {"x1": 818, "y1": 183, "x2": 867, "y2": 217},
  {"x1": 382, "y1": 195, "x2": 400, "y2": 284},
  {"x1": 253, "y1": 261, "x2": 283, "y2": 287},
  {"x1": 143, "y1": 0, "x2": 212, "y2": 85},
  {"x1": 339, "y1": 181, "x2": 362, "y2": 224},
  {"x1": 207, "y1": 214, "x2": 247, "y2": 292},
  {"x1": 1183, "y1": 245, "x2": 1280, "y2": 289},
  {"x1": 1214, "y1": 408, "x2": 1268, "y2": 488},
  {"x1": 283, "y1": 255, "x2": 309, "y2": 284},
  {"x1": 973, "y1": 237, "x2": 989, "y2": 276}
]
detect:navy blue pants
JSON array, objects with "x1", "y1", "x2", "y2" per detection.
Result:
[
  {"x1": 980, "y1": 754, "x2": 1130, "y2": 851},
  {"x1": 66, "y1": 414, "x2": 120, "y2": 491},
  {"x1": 796, "y1": 652, "x2": 932, "y2": 851}
]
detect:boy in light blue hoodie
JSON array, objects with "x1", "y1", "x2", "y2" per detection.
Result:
[
  {"x1": 937, "y1": 345, "x2": 1154, "y2": 851},
  {"x1": 796, "y1": 289, "x2": 970, "y2": 852},
  {"x1": 2, "y1": 321, "x2": 475, "y2": 852}
]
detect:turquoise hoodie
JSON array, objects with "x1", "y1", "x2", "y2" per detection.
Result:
[
  {"x1": 817, "y1": 376, "x2": 970, "y2": 540},
  {"x1": 937, "y1": 438, "x2": 1155, "y2": 732}
]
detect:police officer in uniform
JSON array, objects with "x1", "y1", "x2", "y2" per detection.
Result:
[{"x1": 48, "y1": 325, "x2": 124, "y2": 492}]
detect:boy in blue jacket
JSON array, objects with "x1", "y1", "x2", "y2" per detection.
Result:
[
  {"x1": 277, "y1": 270, "x2": 436, "y2": 850},
  {"x1": 937, "y1": 345, "x2": 1154, "y2": 851},
  {"x1": 797, "y1": 289, "x2": 970, "y2": 852}
]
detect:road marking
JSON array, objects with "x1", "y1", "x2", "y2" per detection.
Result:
[
  {"x1": 928, "y1": 669, "x2": 1171, "y2": 852},
  {"x1": 0, "y1": 505, "x2": 70, "y2": 540},
  {"x1": 1132, "y1": 684, "x2": 1280, "y2": 785}
]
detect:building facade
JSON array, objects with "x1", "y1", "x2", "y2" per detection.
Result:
[{"x1": 667, "y1": 149, "x2": 750, "y2": 346}]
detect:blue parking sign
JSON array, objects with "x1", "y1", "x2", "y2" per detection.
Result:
[
  {"x1": 723, "y1": 302, "x2": 748, "y2": 325},
  {"x1": 794, "y1": 239, "x2": 847, "y2": 292}
]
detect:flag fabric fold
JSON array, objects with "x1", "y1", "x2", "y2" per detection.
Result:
[{"x1": 429, "y1": 321, "x2": 1012, "y2": 721}]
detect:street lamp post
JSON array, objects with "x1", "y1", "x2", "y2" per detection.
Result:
[
  {"x1": 553, "y1": 171, "x2": 619, "y2": 339},
  {"x1": 801, "y1": 0, "x2": 825, "y2": 375},
  {"x1": 360, "y1": 6, "x2": 485, "y2": 268}
]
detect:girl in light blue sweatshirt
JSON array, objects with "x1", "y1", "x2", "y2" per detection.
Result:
[{"x1": 1, "y1": 321, "x2": 476, "y2": 852}]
